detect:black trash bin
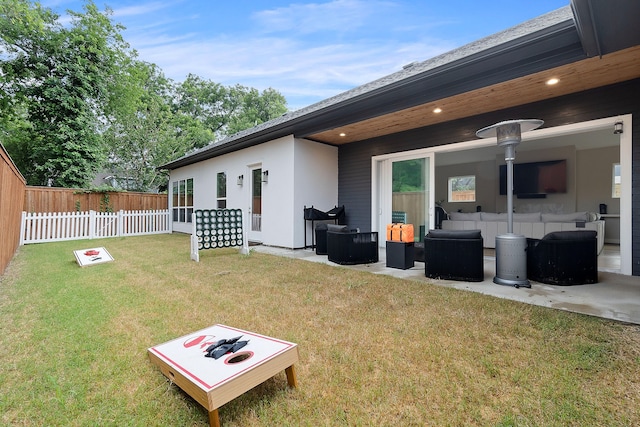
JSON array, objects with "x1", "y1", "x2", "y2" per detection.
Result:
[{"x1": 315, "y1": 223, "x2": 329, "y2": 255}]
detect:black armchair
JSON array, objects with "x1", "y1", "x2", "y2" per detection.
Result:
[
  {"x1": 424, "y1": 229, "x2": 484, "y2": 282},
  {"x1": 327, "y1": 228, "x2": 379, "y2": 265},
  {"x1": 314, "y1": 223, "x2": 329, "y2": 255},
  {"x1": 526, "y1": 230, "x2": 598, "y2": 285},
  {"x1": 316, "y1": 223, "x2": 348, "y2": 255}
]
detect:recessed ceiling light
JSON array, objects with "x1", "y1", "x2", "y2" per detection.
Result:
[
  {"x1": 546, "y1": 78, "x2": 559, "y2": 85},
  {"x1": 433, "y1": 107, "x2": 442, "y2": 113},
  {"x1": 339, "y1": 132, "x2": 346, "y2": 137}
]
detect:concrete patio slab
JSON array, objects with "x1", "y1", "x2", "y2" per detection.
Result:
[{"x1": 252, "y1": 245, "x2": 640, "y2": 325}]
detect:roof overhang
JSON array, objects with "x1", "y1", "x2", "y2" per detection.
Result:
[
  {"x1": 571, "y1": 0, "x2": 640, "y2": 58},
  {"x1": 161, "y1": 1, "x2": 640, "y2": 170},
  {"x1": 308, "y1": 45, "x2": 640, "y2": 145}
]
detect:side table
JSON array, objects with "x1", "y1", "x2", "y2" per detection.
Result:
[{"x1": 386, "y1": 241, "x2": 414, "y2": 269}]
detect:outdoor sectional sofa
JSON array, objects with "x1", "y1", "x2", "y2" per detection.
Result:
[{"x1": 441, "y1": 211, "x2": 605, "y2": 253}]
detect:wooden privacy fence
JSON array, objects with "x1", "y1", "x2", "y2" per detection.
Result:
[
  {"x1": 392, "y1": 191, "x2": 425, "y2": 227},
  {"x1": 20, "y1": 210, "x2": 171, "y2": 245},
  {"x1": 23, "y1": 186, "x2": 168, "y2": 213},
  {"x1": 1, "y1": 145, "x2": 26, "y2": 274}
]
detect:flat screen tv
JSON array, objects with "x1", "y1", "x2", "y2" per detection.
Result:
[{"x1": 499, "y1": 159, "x2": 567, "y2": 197}]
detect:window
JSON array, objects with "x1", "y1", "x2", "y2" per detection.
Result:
[
  {"x1": 612, "y1": 163, "x2": 621, "y2": 198},
  {"x1": 217, "y1": 172, "x2": 227, "y2": 208},
  {"x1": 448, "y1": 175, "x2": 476, "y2": 202},
  {"x1": 172, "y1": 178, "x2": 193, "y2": 223}
]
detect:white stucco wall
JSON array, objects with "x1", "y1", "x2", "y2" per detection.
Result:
[
  {"x1": 293, "y1": 138, "x2": 339, "y2": 248},
  {"x1": 169, "y1": 135, "x2": 338, "y2": 249}
]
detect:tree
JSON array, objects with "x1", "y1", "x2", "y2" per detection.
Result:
[
  {"x1": 1, "y1": 1, "x2": 288, "y2": 192},
  {"x1": 226, "y1": 87, "x2": 288, "y2": 135},
  {"x1": 102, "y1": 61, "x2": 211, "y2": 192},
  {"x1": 393, "y1": 159, "x2": 425, "y2": 192},
  {"x1": 174, "y1": 75, "x2": 287, "y2": 142},
  {"x1": 0, "y1": 0, "x2": 132, "y2": 187},
  {"x1": 173, "y1": 74, "x2": 230, "y2": 142}
]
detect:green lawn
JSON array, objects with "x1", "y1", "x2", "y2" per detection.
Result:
[{"x1": 1, "y1": 233, "x2": 639, "y2": 426}]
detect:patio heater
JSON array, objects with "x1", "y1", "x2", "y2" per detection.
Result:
[{"x1": 476, "y1": 119, "x2": 543, "y2": 288}]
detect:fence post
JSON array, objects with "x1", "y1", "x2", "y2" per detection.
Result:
[
  {"x1": 19, "y1": 211, "x2": 26, "y2": 245},
  {"x1": 168, "y1": 210, "x2": 173, "y2": 233},
  {"x1": 118, "y1": 210, "x2": 124, "y2": 237},
  {"x1": 89, "y1": 210, "x2": 96, "y2": 239}
]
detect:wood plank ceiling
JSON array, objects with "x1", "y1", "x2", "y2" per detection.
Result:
[{"x1": 308, "y1": 45, "x2": 640, "y2": 145}]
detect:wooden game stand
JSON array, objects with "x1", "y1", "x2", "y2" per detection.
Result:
[
  {"x1": 205, "y1": 365, "x2": 297, "y2": 427},
  {"x1": 148, "y1": 324, "x2": 299, "y2": 427}
]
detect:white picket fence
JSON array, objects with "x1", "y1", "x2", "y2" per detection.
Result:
[{"x1": 20, "y1": 210, "x2": 172, "y2": 245}]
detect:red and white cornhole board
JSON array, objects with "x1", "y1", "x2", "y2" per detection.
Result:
[
  {"x1": 147, "y1": 324, "x2": 299, "y2": 427},
  {"x1": 73, "y1": 247, "x2": 114, "y2": 267}
]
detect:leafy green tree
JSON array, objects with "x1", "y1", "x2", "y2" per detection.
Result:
[
  {"x1": 227, "y1": 87, "x2": 288, "y2": 135},
  {"x1": 1, "y1": 1, "x2": 288, "y2": 192},
  {"x1": 393, "y1": 159, "x2": 425, "y2": 192},
  {"x1": 174, "y1": 75, "x2": 287, "y2": 141},
  {"x1": 173, "y1": 74, "x2": 230, "y2": 141},
  {"x1": 0, "y1": 0, "x2": 131, "y2": 187},
  {"x1": 103, "y1": 61, "x2": 212, "y2": 192}
]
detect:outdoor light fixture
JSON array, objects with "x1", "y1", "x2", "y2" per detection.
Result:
[
  {"x1": 614, "y1": 121, "x2": 623, "y2": 134},
  {"x1": 262, "y1": 170, "x2": 269, "y2": 183},
  {"x1": 237, "y1": 175, "x2": 244, "y2": 186},
  {"x1": 476, "y1": 119, "x2": 544, "y2": 288}
]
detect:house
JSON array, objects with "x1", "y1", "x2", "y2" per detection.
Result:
[{"x1": 160, "y1": 0, "x2": 640, "y2": 276}]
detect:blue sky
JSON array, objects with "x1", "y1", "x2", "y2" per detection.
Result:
[{"x1": 46, "y1": 0, "x2": 569, "y2": 110}]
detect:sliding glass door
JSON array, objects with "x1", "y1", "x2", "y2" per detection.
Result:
[{"x1": 374, "y1": 150, "x2": 434, "y2": 245}]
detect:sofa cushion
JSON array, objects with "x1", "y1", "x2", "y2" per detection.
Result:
[
  {"x1": 327, "y1": 224, "x2": 349, "y2": 233},
  {"x1": 480, "y1": 212, "x2": 508, "y2": 221},
  {"x1": 427, "y1": 229, "x2": 482, "y2": 239},
  {"x1": 541, "y1": 212, "x2": 589, "y2": 222},
  {"x1": 448, "y1": 211, "x2": 481, "y2": 221},
  {"x1": 513, "y1": 212, "x2": 541, "y2": 222},
  {"x1": 542, "y1": 230, "x2": 597, "y2": 241},
  {"x1": 587, "y1": 212, "x2": 600, "y2": 221}
]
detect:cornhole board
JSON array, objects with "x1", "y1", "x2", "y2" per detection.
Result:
[
  {"x1": 73, "y1": 247, "x2": 114, "y2": 267},
  {"x1": 147, "y1": 324, "x2": 299, "y2": 427}
]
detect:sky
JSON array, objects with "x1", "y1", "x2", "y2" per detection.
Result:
[{"x1": 45, "y1": 0, "x2": 569, "y2": 111}]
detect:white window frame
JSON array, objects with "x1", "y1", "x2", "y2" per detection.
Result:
[
  {"x1": 172, "y1": 178, "x2": 193, "y2": 223},
  {"x1": 448, "y1": 175, "x2": 476, "y2": 202},
  {"x1": 217, "y1": 172, "x2": 227, "y2": 208}
]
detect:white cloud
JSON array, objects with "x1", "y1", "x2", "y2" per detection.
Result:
[
  {"x1": 131, "y1": 31, "x2": 453, "y2": 110},
  {"x1": 252, "y1": 0, "x2": 390, "y2": 35},
  {"x1": 111, "y1": 2, "x2": 175, "y2": 18},
  {"x1": 61, "y1": 0, "x2": 457, "y2": 109},
  {"x1": 44, "y1": 0, "x2": 570, "y2": 110}
]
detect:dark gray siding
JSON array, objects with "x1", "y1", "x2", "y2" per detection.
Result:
[{"x1": 338, "y1": 78, "x2": 640, "y2": 274}]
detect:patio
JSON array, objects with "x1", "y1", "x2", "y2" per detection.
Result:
[{"x1": 252, "y1": 244, "x2": 640, "y2": 325}]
